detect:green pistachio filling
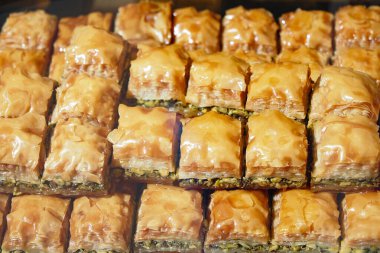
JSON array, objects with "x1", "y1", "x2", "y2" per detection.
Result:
[
  {"x1": 135, "y1": 239, "x2": 201, "y2": 252},
  {"x1": 42, "y1": 179, "x2": 105, "y2": 192},
  {"x1": 74, "y1": 249, "x2": 124, "y2": 253},
  {"x1": 312, "y1": 178, "x2": 378, "y2": 188},
  {"x1": 243, "y1": 177, "x2": 306, "y2": 189},
  {"x1": 124, "y1": 168, "x2": 176, "y2": 181},
  {"x1": 269, "y1": 243, "x2": 338, "y2": 252},
  {"x1": 179, "y1": 177, "x2": 241, "y2": 189},
  {"x1": 343, "y1": 246, "x2": 380, "y2": 253},
  {"x1": 206, "y1": 240, "x2": 269, "y2": 252}
]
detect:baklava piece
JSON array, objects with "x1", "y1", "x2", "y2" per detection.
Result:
[
  {"x1": 178, "y1": 111, "x2": 242, "y2": 189},
  {"x1": 64, "y1": 26, "x2": 128, "y2": 82},
  {"x1": 271, "y1": 190, "x2": 340, "y2": 252},
  {"x1": 115, "y1": 1, "x2": 172, "y2": 45},
  {"x1": 222, "y1": 6, "x2": 278, "y2": 57},
  {"x1": 174, "y1": 7, "x2": 221, "y2": 54},
  {"x1": 127, "y1": 45, "x2": 190, "y2": 109},
  {"x1": 42, "y1": 118, "x2": 111, "y2": 196},
  {"x1": 341, "y1": 191, "x2": 380, "y2": 253},
  {"x1": 244, "y1": 110, "x2": 307, "y2": 189},
  {"x1": 205, "y1": 190, "x2": 270, "y2": 252},
  {"x1": 2, "y1": 195, "x2": 70, "y2": 253},
  {"x1": 311, "y1": 115, "x2": 380, "y2": 191},
  {"x1": 51, "y1": 72, "x2": 120, "y2": 129},
  {"x1": 134, "y1": 185, "x2": 204, "y2": 253},
  {"x1": 107, "y1": 105, "x2": 179, "y2": 184},
  {"x1": 245, "y1": 62, "x2": 311, "y2": 121},
  {"x1": 68, "y1": 194, "x2": 134, "y2": 253},
  {"x1": 0, "y1": 112, "x2": 46, "y2": 193},
  {"x1": 279, "y1": 9, "x2": 333, "y2": 59},
  {"x1": 335, "y1": 5, "x2": 380, "y2": 51},
  {"x1": 233, "y1": 50, "x2": 272, "y2": 67},
  {"x1": 186, "y1": 52, "x2": 250, "y2": 117},
  {"x1": 0, "y1": 194, "x2": 10, "y2": 244},
  {"x1": 309, "y1": 67, "x2": 380, "y2": 125},
  {"x1": 0, "y1": 48, "x2": 48, "y2": 75}
]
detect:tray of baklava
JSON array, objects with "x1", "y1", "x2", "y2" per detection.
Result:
[{"x1": 0, "y1": 1, "x2": 379, "y2": 252}]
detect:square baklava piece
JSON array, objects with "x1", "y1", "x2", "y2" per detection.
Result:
[
  {"x1": 205, "y1": 190, "x2": 270, "y2": 252},
  {"x1": 127, "y1": 45, "x2": 190, "y2": 108},
  {"x1": 107, "y1": 105, "x2": 179, "y2": 184},
  {"x1": 0, "y1": 48, "x2": 48, "y2": 75},
  {"x1": 174, "y1": 7, "x2": 221, "y2": 54},
  {"x1": 341, "y1": 191, "x2": 380, "y2": 253},
  {"x1": 279, "y1": 9, "x2": 333, "y2": 59},
  {"x1": 222, "y1": 6, "x2": 278, "y2": 57},
  {"x1": 68, "y1": 194, "x2": 134, "y2": 253},
  {"x1": 272, "y1": 190, "x2": 340, "y2": 252},
  {"x1": 245, "y1": 62, "x2": 311, "y2": 121},
  {"x1": 134, "y1": 185, "x2": 204, "y2": 253},
  {"x1": 178, "y1": 111, "x2": 242, "y2": 189},
  {"x1": 0, "y1": 112, "x2": 46, "y2": 193},
  {"x1": 64, "y1": 26, "x2": 128, "y2": 82},
  {"x1": 51, "y1": 72, "x2": 120, "y2": 129},
  {"x1": 2, "y1": 195, "x2": 70, "y2": 253},
  {"x1": 311, "y1": 115, "x2": 380, "y2": 191},
  {"x1": 309, "y1": 67, "x2": 380, "y2": 125},
  {"x1": 42, "y1": 118, "x2": 111, "y2": 196},
  {"x1": 335, "y1": 5, "x2": 380, "y2": 51},
  {"x1": 186, "y1": 52, "x2": 249, "y2": 117},
  {"x1": 244, "y1": 110, "x2": 307, "y2": 189}
]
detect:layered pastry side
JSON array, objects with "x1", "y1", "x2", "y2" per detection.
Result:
[{"x1": 0, "y1": 194, "x2": 10, "y2": 247}]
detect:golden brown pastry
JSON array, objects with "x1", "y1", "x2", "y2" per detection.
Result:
[
  {"x1": 134, "y1": 184, "x2": 203, "y2": 253},
  {"x1": 335, "y1": 5, "x2": 380, "y2": 51},
  {"x1": 174, "y1": 7, "x2": 221, "y2": 54},
  {"x1": 279, "y1": 9, "x2": 333, "y2": 58},
  {"x1": 233, "y1": 50, "x2": 272, "y2": 67},
  {"x1": 272, "y1": 190, "x2": 340, "y2": 252},
  {"x1": 341, "y1": 191, "x2": 380, "y2": 253},
  {"x1": 0, "y1": 48, "x2": 48, "y2": 75},
  {"x1": 311, "y1": 115, "x2": 380, "y2": 191},
  {"x1": 0, "y1": 194, "x2": 10, "y2": 243},
  {"x1": 107, "y1": 105, "x2": 179, "y2": 184},
  {"x1": 68, "y1": 194, "x2": 134, "y2": 253},
  {"x1": 245, "y1": 62, "x2": 311, "y2": 120},
  {"x1": 222, "y1": 6, "x2": 278, "y2": 57},
  {"x1": 205, "y1": 190, "x2": 269, "y2": 252},
  {"x1": 2, "y1": 195, "x2": 70, "y2": 253},
  {"x1": 244, "y1": 110, "x2": 307, "y2": 189},
  {"x1": 178, "y1": 111, "x2": 242, "y2": 189},
  {"x1": 309, "y1": 66, "x2": 380, "y2": 125},
  {"x1": 48, "y1": 52, "x2": 65, "y2": 83},
  {"x1": 42, "y1": 118, "x2": 110, "y2": 196}
]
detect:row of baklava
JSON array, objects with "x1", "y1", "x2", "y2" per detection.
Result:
[{"x1": 0, "y1": 186, "x2": 378, "y2": 253}]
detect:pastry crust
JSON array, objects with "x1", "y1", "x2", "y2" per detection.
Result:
[
  {"x1": 0, "y1": 48, "x2": 48, "y2": 75},
  {"x1": 222, "y1": 6, "x2": 278, "y2": 57},
  {"x1": 272, "y1": 190, "x2": 340, "y2": 252},
  {"x1": 335, "y1": 5, "x2": 380, "y2": 51},
  {"x1": 244, "y1": 110, "x2": 307, "y2": 189},
  {"x1": 174, "y1": 7, "x2": 221, "y2": 54},
  {"x1": 279, "y1": 9, "x2": 333, "y2": 58},
  {"x1": 233, "y1": 50, "x2": 272, "y2": 67},
  {"x1": 341, "y1": 192, "x2": 380, "y2": 252},
  {"x1": 309, "y1": 66, "x2": 380, "y2": 125},
  {"x1": 0, "y1": 194, "x2": 10, "y2": 244},
  {"x1": 107, "y1": 105, "x2": 179, "y2": 183},
  {"x1": 245, "y1": 62, "x2": 311, "y2": 120},
  {"x1": 2, "y1": 195, "x2": 70, "y2": 253},
  {"x1": 68, "y1": 194, "x2": 134, "y2": 253},
  {"x1": 0, "y1": 68, "x2": 54, "y2": 118}
]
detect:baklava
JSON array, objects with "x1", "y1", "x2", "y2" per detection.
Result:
[
  {"x1": 341, "y1": 191, "x2": 380, "y2": 253},
  {"x1": 271, "y1": 190, "x2": 340, "y2": 252},
  {"x1": 0, "y1": 48, "x2": 48, "y2": 75},
  {"x1": 174, "y1": 7, "x2": 221, "y2": 54},
  {"x1": 222, "y1": 6, "x2": 278, "y2": 57},
  {"x1": 279, "y1": 9, "x2": 333, "y2": 59},
  {"x1": 64, "y1": 26, "x2": 128, "y2": 82},
  {"x1": 134, "y1": 185, "x2": 204, "y2": 253},
  {"x1": 205, "y1": 190, "x2": 270, "y2": 252},
  {"x1": 51, "y1": 72, "x2": 120, "y2": 129},
  {"x1": 335, "y1": 5, "x2": 380, "y2": 51},
  {"x1": 309, "y1": 66, "x2": 380, "y2": 125},
  {"x1": 233, "y1": 50, "x2": 272, "y2": 67},
  {"x1": 2, "y1": 195, "x2": 70, "y2": 253},
  {"x1": 0, "y1": 194, "x2": 10, "y2": 245},
  {"x1": 107, "y1": 105, "x2": 179, "y2": 184},
  {"x1": 244, "y1": 110, "x2": 307, "y2": 189},
  {"x1": 68, "y1": 194, "x2": 134, "y2": 253},
  {"x1": 127, "y1": 44, "x2": 190, "y2": 109},
  {"x1": 0, "y1": 112, "x2": 46, "y2": 193},
  {"x1": 311, "y1": 115, "x2": 380, "y2": 191},
  {"x1": 178, "y1": 111, "x2": 242, "y2": 189},
  {"x1": 186, "y1": 52, "x2": 250, "y2": 117},
  {"x1": 245, "y1": 62, "x2": 311, "y2": 121},
  {"x1": 0, "y1": 67, "x2": 54, "y2": 118},
  {"x1": 42, "y1": 118, "x2": 111, "y2": 196}
]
